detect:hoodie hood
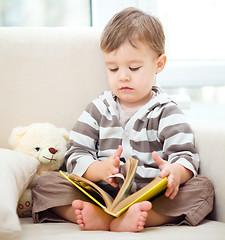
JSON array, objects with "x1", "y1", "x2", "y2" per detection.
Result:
[{"x1": 98, "y1": 86, "x2": 175, "y2": 118}]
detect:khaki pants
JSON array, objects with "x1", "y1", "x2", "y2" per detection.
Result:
[{"x1": 32, "y1": 172, "x2": 214, "y2": 226}]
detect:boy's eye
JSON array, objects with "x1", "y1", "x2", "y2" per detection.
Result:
[
  {"x1": 129, "y1": 67, "x2": 140, "y2": 71},
  {"x1": 109, "y1": 68, "x2": 119, "y2": 72}
]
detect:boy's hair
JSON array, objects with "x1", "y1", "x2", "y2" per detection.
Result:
[{"x1": 100, "y1": 7, "x2": 165, "y2": 56}]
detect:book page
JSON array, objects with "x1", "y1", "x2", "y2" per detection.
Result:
[
  {"x1": 68, "y1": 173, "x2": 114, "y2": 208},
  {"x1": 108, "y1": 158, "x2": 138, "y2": 211},
  {"x1": 105, "y1": 173, "x2": 125, "y2": 187},
  {"x1": 112, "y1": 177, "x2": 167, "y2": 215}
]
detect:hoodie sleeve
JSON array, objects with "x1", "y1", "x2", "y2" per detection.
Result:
[
  {"x1": 64, "y1": 101, "x2": 101, "y2": 176},
  {"x1": 157, "y1": 103, "x2": 199, "y2": 176}
]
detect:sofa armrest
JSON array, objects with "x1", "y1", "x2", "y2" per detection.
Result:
[{"x1": 191, "y1": 120, "x2": 225, "y2": 223}]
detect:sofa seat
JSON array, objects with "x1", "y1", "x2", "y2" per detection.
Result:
[{"x1": 10, "y1": 218, "x2": 225, "y2": 240}]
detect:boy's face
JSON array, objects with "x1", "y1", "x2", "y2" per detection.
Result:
[{"x1": 103, "y1": 41, "x2": 166, "y2": 110}]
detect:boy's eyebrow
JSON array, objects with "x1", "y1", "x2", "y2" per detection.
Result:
[
  {"x1": 105, "y1": 61, "x2": 116, "y2": 65},
  {"x1": 105, "y1": 59, "x2": 144, "y2": 65}
]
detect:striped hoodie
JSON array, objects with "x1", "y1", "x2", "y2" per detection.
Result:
[{"x1": 65, "y1": 86, "x2": 199, "y2": 187}]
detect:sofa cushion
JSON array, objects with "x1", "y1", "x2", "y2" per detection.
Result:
[
  {"x1": 0, "y1": 149, "x2": 39, "y2": 237},
  {"x1": 11, "y1": 218, "x2": 225, "y2": 240}
]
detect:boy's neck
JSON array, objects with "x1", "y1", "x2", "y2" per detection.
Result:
[
  {"x1": 118, "y1": 91, "x2": 153, "y2": 112},
  {"x1": 119, "y1": 102, "x2": 141, "y2": 112}
]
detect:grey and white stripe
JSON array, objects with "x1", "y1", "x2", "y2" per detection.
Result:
[{"x1": 65, "y1": 86, "x2": 199, "y2": 184}]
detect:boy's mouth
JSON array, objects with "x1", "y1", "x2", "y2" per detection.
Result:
[{"x1": 119, "y1": 87, "x2": 133, "y2": 91}]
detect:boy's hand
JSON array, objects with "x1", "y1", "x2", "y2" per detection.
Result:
[
  {"x1": 103, "y1": 145, "x2": 123, "y2": 187},
  {"x1": 83, "y1": 145, "x2": 123, "y2": 187},
  {"x1": 152, "y1": 151, "x2": 193, "y2": 200}
]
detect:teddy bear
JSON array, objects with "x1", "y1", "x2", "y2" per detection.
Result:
[{"x1": 8, "y1": 122, "x2": 69, "y2": 217}]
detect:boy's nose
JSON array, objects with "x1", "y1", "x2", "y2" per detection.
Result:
[{"x1": 119, "y1": 70, "x2": 131, "y2": 82}]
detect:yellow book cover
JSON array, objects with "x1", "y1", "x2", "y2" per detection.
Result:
[{"x1": 59, "y1": 158, "x2": 167, "y2": 217}]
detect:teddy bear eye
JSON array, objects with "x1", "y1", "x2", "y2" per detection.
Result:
[{"x1": 35, "y1": 147, "x2": 41, "y2": 152}]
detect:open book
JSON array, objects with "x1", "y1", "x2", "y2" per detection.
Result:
[{"x1": 59, "y1": 158, "x2": 167, "y2": 217}]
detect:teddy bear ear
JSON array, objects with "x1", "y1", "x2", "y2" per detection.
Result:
[
  {"x1": 8, "y1": 126, "x2": 28, "y2": 148},
  {"x1": 59, "y1": 128, "x2": 69, "y2": 142}
]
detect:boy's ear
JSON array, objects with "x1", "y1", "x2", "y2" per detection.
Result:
[{"x1": 156, "y1": 54, "x2": 167, "y2": 74}]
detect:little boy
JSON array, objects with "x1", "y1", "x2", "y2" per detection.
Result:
[{"x1": 32, "y1": 7, "x2": 214, "y2": 232}]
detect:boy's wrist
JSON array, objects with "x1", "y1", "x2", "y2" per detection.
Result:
[
  {"x1": 83, "y1": 161, "x2": 106, "y2": 182},
  {"x1": 174, "y1": 163, "x2": 193, "y2": 184}
]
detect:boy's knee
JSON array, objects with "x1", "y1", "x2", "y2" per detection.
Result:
[
  {"x1": 188, "y1": 175, "x2": 215, "y2": 201},
  {"x1": 35, "y1": 171, "x2": 64, "y2": 187}
]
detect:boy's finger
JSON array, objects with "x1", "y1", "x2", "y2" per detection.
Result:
[
  {"x1": 152, "y1": 151, "x2": 165, "y2": 169},
  {"x1": 113, "y1": 156, "x2": 120, "y2": 169},
  {"x1": 108, "y1": 178, "x2": 118, "y2": 188},
  {"x1": 161, "y1": 168, "x2": 170, "y2": 178},
  {"x1": 168, "y1": 186, "x2": 179, "y2": 200},
  {"x1": 113, "y1": 166, "x2": 119, "y2": 174},
  {"x1": 112, "y1": 145, "x2": 123, "y2": 158},
  {"x1": 165, "y1": 185, "x2": 174, "y2": 198}
]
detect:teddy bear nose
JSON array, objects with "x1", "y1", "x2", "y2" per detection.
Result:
[{"x1": 49, "y1": 147, "x2": 57, "y2": 154}]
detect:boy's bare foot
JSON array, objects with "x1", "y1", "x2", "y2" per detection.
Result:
[
  {"x1": 72, "y1": 200, "x2": 113, "y2": 231},
  {"x1": 110, "y1": 201, "x2": 152, "y2": 232}
]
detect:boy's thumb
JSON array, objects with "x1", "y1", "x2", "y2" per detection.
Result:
[
  {"x1": 152, "y1": 151, "x2": 164, "y2": 169},
  {"x1": 113, "y1": 145, "x2": 123, "y2": 157}
]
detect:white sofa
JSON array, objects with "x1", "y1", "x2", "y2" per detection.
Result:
[{"x1": 0, "y1": 27, "x2": 225, "y2": 240}]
